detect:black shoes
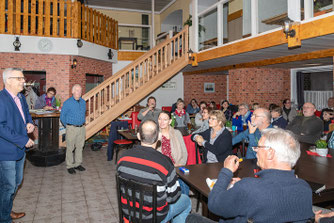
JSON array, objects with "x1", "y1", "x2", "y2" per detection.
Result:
[
  {"x1": 67, "y1": 168, "x2": 76, "y2": 174},
  {"x1": 75, "y1": 165, "x2": 86, "y2": 171}
]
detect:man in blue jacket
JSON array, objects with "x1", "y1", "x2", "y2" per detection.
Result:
[
  {"x1": 232, "y1": 103, "x2": 252, "y2": 131},
  {"x1": 187, "y1": 128, "x2": 314, "y2": 223},
  {"x1": 0, "y1": 68, "x2": 35, "y2": 222}
]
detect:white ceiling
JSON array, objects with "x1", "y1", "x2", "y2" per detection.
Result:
[
  {"x1": 85, "y1": 0, "x2": 174, "y2": 12},
  {"x1": 182, "y1": 34, "x2": 334, "y2": 73}
]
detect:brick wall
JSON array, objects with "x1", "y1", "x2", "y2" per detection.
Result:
[
  {"x1": 183, "y1": 67, "x2": 290, "y2": 108},
  {"x1": 183, "y1": 73, "x2": 227, "y2": 105},
  {"x1": 0, "y1": 53, "x2": 113, "y2": 104},
  {"x1": 229, "y1": 68, "x2": 290, "y2": 108}
]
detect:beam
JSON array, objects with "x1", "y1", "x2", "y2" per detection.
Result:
[
  {"x1": 197, "y1": 15, "x2": 334, "y2": 63},
  {"x1": 184, "y1": 48, "x2": 334, "y2": 75}
]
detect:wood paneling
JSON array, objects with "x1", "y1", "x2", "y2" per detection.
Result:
[
  {"x1": 118, "y1": 51, "x2": 146, "y2": 61},
  {"x1": 184, "y1": 49, "x2": 334, "y2": 75},
  {"x1": 0, "y1": 0, "x2": 118, "y2": 49},
  {"x1": 228, "y1": 10, "x2": 243, "y2": 22}
]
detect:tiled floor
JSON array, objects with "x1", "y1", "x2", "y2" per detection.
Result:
[{"x1": 13, "y1": 146, "x2": 201, "y2": 223}]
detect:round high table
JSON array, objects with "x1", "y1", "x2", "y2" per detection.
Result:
[{"x1": 27, "y1": 111, "x2": 65, "y2": 167}]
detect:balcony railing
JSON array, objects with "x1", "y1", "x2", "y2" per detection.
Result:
[{"x1": 0, "y1": 0, "x2": 118, "y2": 49}]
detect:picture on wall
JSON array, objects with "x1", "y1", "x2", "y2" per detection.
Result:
[
  {"x1": 204, "y1": 82, "x2": 215, "y2": 93},
  {"x1": 162, "y1": 81, "x2": 177, "y2": 90}
]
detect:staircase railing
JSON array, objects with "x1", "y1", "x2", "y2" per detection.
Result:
[{"x1": 83, "y1": 26, "x2": 189, "y2": 139}]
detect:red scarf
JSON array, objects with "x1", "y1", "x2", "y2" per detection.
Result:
[{"x1": 174, "y1": 109, "x2": 185, "y2": 117}]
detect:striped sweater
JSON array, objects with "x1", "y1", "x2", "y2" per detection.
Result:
[{"x1": 117, "y1": 145, "x2": 181, "y2": 223}]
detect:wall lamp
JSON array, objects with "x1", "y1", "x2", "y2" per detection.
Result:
[
  {"x1": 188, "y1": 49, "x2": 195, "y2": 61},
  {"x1": 13, "y1": 37, "x2": 21, "y2": 51},
  {"x1": 77, "y1": 39, "x2": 83, "y2": 48},
  {"x1": 283, "y1": 20, "x2": 296, "y2": 38},
  {"x1": 108, "y1": 49, "x2": 114, "y2": 60},
  {"x1": 71, "y1": 58, "x2": 78, "y2": 69}
]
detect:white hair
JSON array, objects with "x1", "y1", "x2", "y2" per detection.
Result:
[
  {"x1": 239, "y1": 103, "x2": 249, "y2": 110},
  {"x1": 3, "y1": 68, "x2": 23, "y2": 84},
  {"x1": 71, "y1": 84, "x2": 82, "y2": 93},
  {"x1": 261, "y1": 128, "x2": 301, "y2": 167}
]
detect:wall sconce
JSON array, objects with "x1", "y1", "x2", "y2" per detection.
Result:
[
  {"x1": 108, "y1": 49, "x2": 114, "y2": 60},
  {"x1": 283, "y1": 20, "x2": 296, "y2": 38},
  {"x1": 71, "y1": 58, "x2": 77, "y2": 69},
  {"x1": 77, "y1": 39, "x2": 83, "y2": 48},
  {"x1": 13, "y1": 37, "x2": 21, "y2": 51},
  {"x1": 188, "y1": 49, "x2": 195, "y2": 61}
]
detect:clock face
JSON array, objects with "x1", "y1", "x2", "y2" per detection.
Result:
[{"x1": 38, "y1": 38, "x2": 53, "y2": 52}]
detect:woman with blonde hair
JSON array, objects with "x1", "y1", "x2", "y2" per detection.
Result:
[{"x1": 192, "y1": 110, "x2": 232, "y2": 163}]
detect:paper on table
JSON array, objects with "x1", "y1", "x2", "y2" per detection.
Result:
[{"x1": 206, "y1": 178, "x2": 234, "y2": 191}]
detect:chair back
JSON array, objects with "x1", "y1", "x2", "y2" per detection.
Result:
[
  {"x1": 183, "y1": 135, "x2": 202, "y2": 165},
  {"x1": 116, "y1": 173, "x2": 158, "y2": 223},
  {"x1": 131, "y1": 112, "x2": 141, "y2": 129}
]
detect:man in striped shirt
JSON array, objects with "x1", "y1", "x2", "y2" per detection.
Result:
[{"x1": 117, "y1": 119, "x2": 191, "y2": 223}]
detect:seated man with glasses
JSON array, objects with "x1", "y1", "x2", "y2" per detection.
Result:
[
  {"x1": 34, "y1": 87, "x2": 57, "y2": 110},
  {"x1": 287, "y1": 102, "x2": 323, "y2": 144},
  {"x1": 232, "y1": 108, "x2": 272, "y2": 159},
  {"x1": 232, "y1": 103, "x2": 252, "y2": 131},
  {"x1": 187, "y1": 128, "x2": 314, "y2": 223}
]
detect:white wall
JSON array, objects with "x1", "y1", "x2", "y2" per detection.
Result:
[
  {"x1": 139, "y1": 72, "x2": 184, "y2": 109},
  {"x1": 0, "y1": 34, "x2": 117, "y2": 63},
  {"x1": 112, "y1": 61, "x2": 184, "y2": 109}
]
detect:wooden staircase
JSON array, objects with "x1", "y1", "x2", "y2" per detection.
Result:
[{"x1": 83, "y1": 26, "x2": 189, "y2": 140}]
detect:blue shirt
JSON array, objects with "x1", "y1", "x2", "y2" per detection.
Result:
[
  {"x1": 232, "y1": 125, "x2": 272, "y2": 159},
  {"x1": 232, "y1": 111, "x2": 252, "y2": 131},
  {"x1": 60, "y1": 96, "x2": 86, "y2": 127}
]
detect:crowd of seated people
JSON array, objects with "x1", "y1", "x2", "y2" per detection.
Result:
[{"x1": 130, "y1": 96, "x2": 334, "y2": 223}]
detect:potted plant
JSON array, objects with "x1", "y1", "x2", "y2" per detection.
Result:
[
  {"x1": 55, "y1": 97, "x2": 61, "y2": 110},
  {"x1": 315, "y1": 139, "x2": 329, "y2": 157}
]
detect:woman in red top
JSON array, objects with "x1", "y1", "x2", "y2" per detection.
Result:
[
  {"x1": 157, "y1": 111, "x2": 188, "y2": 166},
  {"x1": 158, "y1": 110, "x2": 189, "y2": 194}
]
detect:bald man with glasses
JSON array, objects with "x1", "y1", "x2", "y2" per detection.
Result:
[{"x1": 232, "y1": 108, "x2": 272, "y2": 159}]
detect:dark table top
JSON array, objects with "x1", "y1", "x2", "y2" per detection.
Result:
[
  {"x1": 117, "y1": 129, "x2": 138, "y2": 140},
  {"x1": 176, "y1": 143, "x2": 334, "y2": 200}
]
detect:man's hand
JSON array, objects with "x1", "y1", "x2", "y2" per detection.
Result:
[
  {"x1": 233, "y1": 111, "x2": 240, "y2": 118},
  {"x1": 315, "y1": 210, "x2": 334, "y2": 223},
  {"x1": 248, "y1": 121, "x2": 257, "y2": 134},
  {"x1": 25, "y1": 138, "x2": 34, "y2": 148},
  {"x1": 224, "y1": 155, "x2": 240, "y2": 173},
  {"x1": 26, "y1": 123, "x2": 35, "y2": 134}
]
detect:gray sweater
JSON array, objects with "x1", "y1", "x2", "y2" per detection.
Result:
[{"x1": 286, "y1": 115, "x2": 324, "y2": 144}]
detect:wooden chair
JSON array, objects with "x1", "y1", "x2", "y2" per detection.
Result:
[{"x1": 116, "y1": 173, "x2": 158, "y2": 223}]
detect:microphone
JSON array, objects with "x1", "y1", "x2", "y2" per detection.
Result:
[{"x1": 24, "y1": 81, "x2": 36, "y2": 88}]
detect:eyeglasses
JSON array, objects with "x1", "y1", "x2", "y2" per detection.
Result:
[
  {"x1": 209, "y1": 117, "x2": 217, "y2": 121},
  {"x1": 252, "y1": 145, "x2": 271, "y2": 151},
  {"x1": 9, "y1": 76, "x2": 26, "y2": 81},
  {"x1": 251, "y1": 114, "x2": 265, "y2": 118}
]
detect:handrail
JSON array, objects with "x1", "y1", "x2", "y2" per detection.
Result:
[
  {"x1": 82, "y1": 26, "x2": 189, "y2": 139},
  {"x1": 0, "y1": 0, "x2": 118, "y2": 49}
]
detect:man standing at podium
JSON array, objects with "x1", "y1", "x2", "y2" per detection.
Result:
[
  {"x1": 0, "y1": 68, "x2": 35, "y2": 222},
  {"x1": 60, "y1": 84, "x2": 86, "y2": 175}
]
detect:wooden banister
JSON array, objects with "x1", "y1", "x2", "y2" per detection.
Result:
[
  {"x1": 0, "y1": 0, "x2": 117, "y2": 48},
  {"x1": 82, "y1": 26, "x2": 189, "y2": 140}
]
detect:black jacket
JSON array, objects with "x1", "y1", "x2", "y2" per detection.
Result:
[{"x1": 192, "y1": 127, "x2": 232, "y2": 162}]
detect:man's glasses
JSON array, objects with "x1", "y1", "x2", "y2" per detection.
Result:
[
  {"x1": 9, "y1": 77, "x2": 26, "y2": 81},
  {"x1": 252, "y1": 145, "x2": 270, "y2": 151}
]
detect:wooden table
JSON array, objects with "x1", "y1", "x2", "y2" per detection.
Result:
[
  {"x1": 27, "y1": 111, "x2": 65, "y2": 167},
  {"x1": 176, "y1": 143, "x2": 334, "y2": 204},
  {"x1": 117, "y1": 129, "x2": 138, "y2": 140}
]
